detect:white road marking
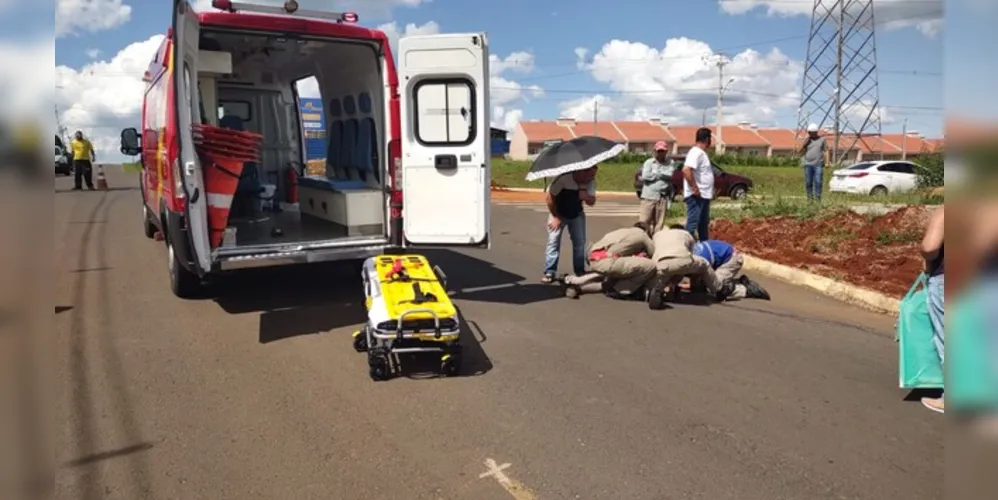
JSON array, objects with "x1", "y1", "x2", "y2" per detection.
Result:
[
  {"x1": 479, "y1": 458, "x2": 536, "y2": 500},
  {"x1": 493, "y1": 200, "x2": 641, "y2": 218}
]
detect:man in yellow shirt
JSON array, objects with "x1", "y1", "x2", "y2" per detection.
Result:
[{"x1": 70, "y1": 130, "x2": 96, "y2": 190}]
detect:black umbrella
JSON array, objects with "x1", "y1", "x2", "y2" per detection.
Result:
[{"x1": 525, "y1": 136, "x2": 627, "y2": 181}]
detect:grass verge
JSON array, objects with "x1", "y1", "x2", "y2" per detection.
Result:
[{"x1": 491, "y1": 159, "x2": 941, "y2": 205}]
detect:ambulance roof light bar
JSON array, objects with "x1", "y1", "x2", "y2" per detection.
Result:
[{"x1": 210, "y1": 0, "x2": 359, "y2": 23}]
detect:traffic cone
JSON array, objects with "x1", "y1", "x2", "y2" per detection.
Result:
[{"x1": 96, "y1": 163, "x2": 108, "y2": 190}]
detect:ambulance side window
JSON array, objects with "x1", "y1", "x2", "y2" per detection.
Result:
[{"x1": 412, "y1": 78, "x2": 475, "y2": 146}]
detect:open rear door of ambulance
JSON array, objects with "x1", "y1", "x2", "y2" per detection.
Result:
[
  {"x1": 398, "y1": 33, "x2": 491, "y2": 248},
  {"x1": 173, "y1": 0, "x2": 212, "y2": 274}
]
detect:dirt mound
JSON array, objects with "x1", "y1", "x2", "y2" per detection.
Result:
[{"x1": 713, "y1": 206, "x2": 929, "y2": 297}]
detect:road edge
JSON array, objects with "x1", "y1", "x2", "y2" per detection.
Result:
[{"x1": 742, "y1": 254, "x2": 900, "y2": 315}]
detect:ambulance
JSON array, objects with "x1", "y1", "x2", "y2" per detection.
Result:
[{"x1": 120, "y1": 0, "x2": 491, "y2": 298}]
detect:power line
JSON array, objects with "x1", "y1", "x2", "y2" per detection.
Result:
[
  {"x1": 514, "y1": 8, "x2": 942, "y2": 82},
  {"x1": 60, "y1": 9, "x2": 942, "y2": 85}
]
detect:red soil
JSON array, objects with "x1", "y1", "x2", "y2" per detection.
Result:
[{"x1": 712, "y1": 206, "x2": 930, "y2": 297}]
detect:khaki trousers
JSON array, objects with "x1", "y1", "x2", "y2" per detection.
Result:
[
  {"x1": 566, "y1": 256, "x2": 657, "y2": 296},
  {"x1": 638, "y1": 198, "x2": 668, "y2": 234},
  {"x1": 656, "y1": 254, "x2": 722, "y2": 295}
]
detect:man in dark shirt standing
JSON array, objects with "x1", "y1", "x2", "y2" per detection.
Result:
[{"x1": 542, "y1": 166, "x2": 597, "y2": 283}]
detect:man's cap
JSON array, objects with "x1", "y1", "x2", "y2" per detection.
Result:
[
  {"x1": 654, "y1": 141, "x2": 668, "y2": 151},
  {"x1": 807, "y1": 123, "x2": 819, "y2": 132}
]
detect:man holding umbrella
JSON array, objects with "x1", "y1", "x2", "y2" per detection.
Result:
[
  {"x1": 541, "y1": 166, "x2": 597, "y2": 282},
  {"x1": 525, "y1": 136, "x2": 626, "y2": 283}
]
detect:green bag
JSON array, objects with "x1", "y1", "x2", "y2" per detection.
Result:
[
  {"x1": 897, "y1": 273, "x2": 944, "y2": 389},
  {"x1": 948, "y1": 280, "x2": 998, "y2": 410}
]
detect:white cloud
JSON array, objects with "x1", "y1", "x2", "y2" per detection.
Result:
[
  {"x1": 488, "y1": 52, "x2": 543, "y2": 130},
  {"x1": 55, "y1": 35, "x2": 164, "y2": 157},
  {"x1": 85, "y1": 48, "x2": 101, "y2": 59},
  {"x1": 56, "y1": 0, "x2": 131, "y2": 38},
  {"x1": 561, "y1": 37, "x2": 801, "y2": 127},
  {"x1": 718, "y1": 0, "x2": 944, "y2": 37}
]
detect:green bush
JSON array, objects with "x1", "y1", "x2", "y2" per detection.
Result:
[
  {"x1": 602, "y1": 150, "x2": 801, "y2": 168},
  {"x1": 709, "y1": 152, "x2": 803, "y2": 167},
  {"x1": 914, "y1": 150, "x2": 944, "y2": 188}
]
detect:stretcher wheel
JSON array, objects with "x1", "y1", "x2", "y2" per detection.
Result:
[
  {"x1": 352, "y1": 329, "x2": 368, "y2": 352},
  {"x1": 441, "y1": 352, "x2": 462, "y2": 376},
  {"x1": 368, "y1": 351, "x2": 390, "y2": 381}
]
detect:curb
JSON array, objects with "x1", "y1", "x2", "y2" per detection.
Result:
[{"x1": 741, "y1": 254, "x2": 900, "y2": 315}]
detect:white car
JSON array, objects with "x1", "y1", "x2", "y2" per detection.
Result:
[{"x1": 829, "y1": 160, "x2": 919, "y2": 196}]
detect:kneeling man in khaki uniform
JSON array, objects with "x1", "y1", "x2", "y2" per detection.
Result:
[
  {"x1": 650, "y1": 226, "x2": 734, "y2": 302},
  {"x1": 564, "y1": 222, "x2": 659, "y2": 304}
]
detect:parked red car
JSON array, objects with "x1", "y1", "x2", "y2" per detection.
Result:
[{"x1": 633, "y1": 162, "x2": 753, "y2": 201}]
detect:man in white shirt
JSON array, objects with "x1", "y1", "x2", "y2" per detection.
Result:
[{"x1": 682, "y1": 127, "x2": 714, "y2": 241}]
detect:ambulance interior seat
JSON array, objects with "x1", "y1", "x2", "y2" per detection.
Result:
[
  {"x1": 340, "y1": 95, "x2": 359, "y2": 181},
  {"x1": 354, "y1": 92, "x2": 376, "y2": 183},
  {"x1": 300, "y1": 96, "x2": 366, "y2": 192}
]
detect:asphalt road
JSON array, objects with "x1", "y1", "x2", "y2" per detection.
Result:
[{"x1": 54, "y1": 169, "x2": 942, "y2": 500}]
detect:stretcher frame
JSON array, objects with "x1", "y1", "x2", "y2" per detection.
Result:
[{"x1": 352, "y1": 255, "x2": 463, "y2": 380}]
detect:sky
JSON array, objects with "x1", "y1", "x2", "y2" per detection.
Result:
[{"x1": 3, "y1": 0, "x2": 971, "y2": 161}]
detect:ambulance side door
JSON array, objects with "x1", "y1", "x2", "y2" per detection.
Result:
[
  {"x1": 172, "y1": 0, "x2": 212, "y2": 274},
  {"x1": 397, "y1": 33, "x2": 491, "y2": 248}
]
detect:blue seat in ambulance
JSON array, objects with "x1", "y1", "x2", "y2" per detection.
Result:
[
  {"x1": 354, "y1": 92, "x2": 377, "y2": 183},
  {"x1": 339, "y1": 95, "x2": 359, "y2": 181},
  {"x1": 301, "y1": 97, "x2": 366, "y2": 191}
]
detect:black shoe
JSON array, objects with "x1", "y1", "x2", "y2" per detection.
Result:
[
  {"x1": 738, "y1": 274, "x2": 751, "y2": 287},
  {"x1": 564, "y1": 285, "x2": 580, "y2": 299},
  {"x1": 647, "y1": 284, "x2": 666, "y2": 310},
  {"x1": 715, "y1": 281, "x2": 735, "y2": 302},
  {"x1": 745, "y1": 280, "x2": 771, "y2": 300}
]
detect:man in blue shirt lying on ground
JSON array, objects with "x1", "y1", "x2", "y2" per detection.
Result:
[{"x1": 692, "y1": 239, "x2": 771, "y2": 301}]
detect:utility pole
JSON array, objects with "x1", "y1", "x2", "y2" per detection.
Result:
[
  {"x1": 901, "y1": 118, "x2": 908, "y2": 159},
  {"x1": 593, "y1": 98, "x2": 598, "y2": 137},
  {"x1": 703, "y1": 53, "x2": 730, "y2": 153}
]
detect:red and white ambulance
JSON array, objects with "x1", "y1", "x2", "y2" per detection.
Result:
[{"x1": 121, "y1": 0, "x2": 491, "y2": 298}]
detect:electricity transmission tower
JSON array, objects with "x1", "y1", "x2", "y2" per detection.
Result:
[{"x1": 797, "y1": 0, "x2": 883, "y2": 164}]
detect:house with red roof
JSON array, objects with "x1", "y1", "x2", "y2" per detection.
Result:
[{"x1": 507, "y1": 119, "x2": 942, "y2": 163}]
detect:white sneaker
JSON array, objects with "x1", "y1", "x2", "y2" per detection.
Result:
[{"x1": 921, "y1": 396, "x2": 945, "y2": 414}]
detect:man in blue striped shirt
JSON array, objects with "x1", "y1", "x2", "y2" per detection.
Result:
[{"x1": 693, "y1": 239, "x2": 770, "y2": 301}]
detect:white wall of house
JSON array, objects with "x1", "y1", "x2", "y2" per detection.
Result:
[{"x1": 509, "y1": 124, "x2": 531, "y2": 160}]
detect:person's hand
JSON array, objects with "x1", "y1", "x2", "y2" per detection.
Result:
[{"x1": 548, "y1": 217, "x2": 561, "y2": 231}]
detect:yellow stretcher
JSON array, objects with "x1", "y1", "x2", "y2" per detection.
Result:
[{"x1": 352, "y1": 254, "x2": 462, "y2": 380}]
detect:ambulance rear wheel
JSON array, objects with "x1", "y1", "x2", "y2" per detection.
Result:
[{"x1": 168, "y1": 239, "x2": 203, "y2": 299}]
